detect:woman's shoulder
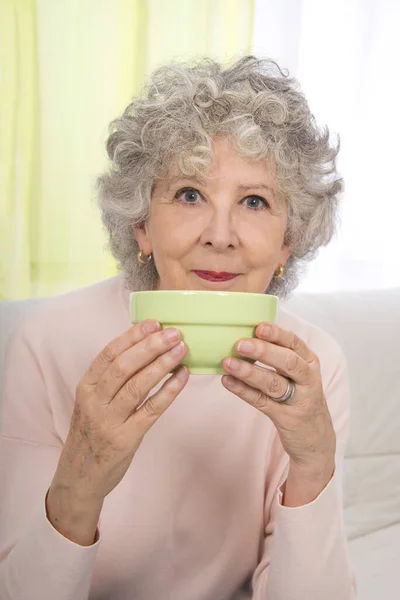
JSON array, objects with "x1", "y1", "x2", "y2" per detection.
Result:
[
  {"x1": 7, "y1": 274, "x2": 130, "y2": 352},
  {"x1": 27, "y1": 273, "x2": 125, "y2": 315}
]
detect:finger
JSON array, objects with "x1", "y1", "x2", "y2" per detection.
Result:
[
  {"x1": 255, "y1": 322, "x2": 317, "y2": 365},
  {"x1": 95, "y1": 327, "x2": 185, "y2": 403},
  {"x1": 235, "y1": 338, "x2": 311, "y2": 385},
  {"x1": 133, "y1": 366, "x2": 190, "y2": 434},
  {"x1": 107, "y1": 339, "x2": 188, "y2": 424},
  {"x1": 84, "y1": 320, "x2": 161, "y2": 386},
  {"x1": 222, "y1": 357, "x2": 291, "y2": 401},
  {"x1": 221, "y1": 372, "x2": 274, "y2": 414}
]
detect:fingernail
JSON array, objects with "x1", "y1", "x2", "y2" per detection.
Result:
[
  {"x1": 163, "y1": 328, "x2": 180, "y2": 342},
  {"x1": 175, "y1": 366, "x2": 188, "y2": 381},
  {"x1": 170, "y1": 341, "x2": 184, "y2": 355},
  {"x1": 223, "y1": 375, "x2": 236, "y2": 388},
  {"x1": 227, "y1": 357, "x2": 241, "y2": 371},
  {"x1": 142, "y1": 321, "x2": 160, "y2": 334},
  {"x1": 261, "y1": 325, "x2": 271, "y2": 338},
  {"x1": 237, "y1": 340, "x2": 254, "y2": 354}
]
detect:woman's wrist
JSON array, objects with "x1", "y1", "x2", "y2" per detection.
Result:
[
  {"x1": 282, "y1": 459, "x2": 335, "y2": 507},
  {"x1": 45, "y1": 483, "x2": 104, "y2": 546}
]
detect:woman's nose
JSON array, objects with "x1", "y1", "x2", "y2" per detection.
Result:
[{"x1": 199, "y1": 209, "x2": 240, "y2": 251}]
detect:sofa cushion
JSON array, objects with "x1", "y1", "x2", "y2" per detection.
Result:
[
  {"x1": 282, "y1": 288, "x2": 400, "y2": 539},
  {"x1": 348, "y1": 523, "x2": 400, "y2": 600}
]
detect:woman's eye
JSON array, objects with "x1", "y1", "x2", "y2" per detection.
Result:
[
  {"x1": 173, "y1": 188, "x2": 269, "y2": 210},
  {"x1": 242, "y1": 195, "x2": 269, "y2": 210},
  {"x1": 174, "y1": 187, "x2": 201, "y2": 205}
]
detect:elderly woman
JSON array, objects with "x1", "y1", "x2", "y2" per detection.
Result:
[{"x1": 0, "y1": 57, "x2": 357, "y2": 600}]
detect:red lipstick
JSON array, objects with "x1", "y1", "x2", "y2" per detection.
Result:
[{"x1": 194, "y1": 271, "x2": 239, "y2": 282}]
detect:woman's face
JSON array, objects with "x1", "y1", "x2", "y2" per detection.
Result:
[{"x1": 134, "y1": 136, "x2": 291, "y2": 293}]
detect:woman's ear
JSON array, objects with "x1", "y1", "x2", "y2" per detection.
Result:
[
  {"x1": 133, "y1": 223, "x2": 152, "y2": 254},
  {"x1": 279, "y1": 244, "x2": 291, "y2": 266}
]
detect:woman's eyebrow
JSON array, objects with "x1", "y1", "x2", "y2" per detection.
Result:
[
  {"x1": 165, "y1": 175, "x2": 205, "y2": 191},
  {"x1": 236, "y1": 183, "x2": 276, "y2": 197},
  {"x1": 165, "y1": 176, "x2": 277, "y2": 201}
]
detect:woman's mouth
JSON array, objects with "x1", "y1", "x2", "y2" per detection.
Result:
[{"x1": 193, "y1": 270, "x2": 239, "y2": 282}]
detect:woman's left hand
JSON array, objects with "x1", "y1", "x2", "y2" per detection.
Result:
[{"x1": 222, "y1": 321, "x2": 336, "y2": 477}]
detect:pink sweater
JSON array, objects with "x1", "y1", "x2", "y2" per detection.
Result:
[{"x1": 0, "y1": 275, "x2": 357, "y2": 600}]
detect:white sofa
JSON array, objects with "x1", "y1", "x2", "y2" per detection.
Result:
[{"x1": 1, "y1": 288, "x2": 400, "y2": 599}]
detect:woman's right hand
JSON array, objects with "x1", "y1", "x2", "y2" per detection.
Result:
[{"x1": 50, "y1": 319, "x2": 189, "y2": 503}]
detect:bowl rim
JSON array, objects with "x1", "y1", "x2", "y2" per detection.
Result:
[{"x1": 129, "y1": 290, "x2": 279, "y2": 300}]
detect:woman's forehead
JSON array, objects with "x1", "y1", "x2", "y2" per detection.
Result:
[{"x1": 158, "y1": 152, "x2": 277, "y2": 189}]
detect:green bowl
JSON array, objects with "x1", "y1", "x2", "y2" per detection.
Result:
[{"x1": 130, "y1": 290, "x2": 278, "y2": 375}]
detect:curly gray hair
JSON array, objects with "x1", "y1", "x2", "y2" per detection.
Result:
[{"x1": 96, "y1": 56, "x2": 343, "y2": 299}]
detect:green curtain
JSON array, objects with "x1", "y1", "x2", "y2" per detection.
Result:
[{"x1": 0, "y1": 0, "x2": 254, "y2": 299}]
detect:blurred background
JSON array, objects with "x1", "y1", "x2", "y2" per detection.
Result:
[{"x1": 1, "y1": 0, "x2": 399, "y2": 300}]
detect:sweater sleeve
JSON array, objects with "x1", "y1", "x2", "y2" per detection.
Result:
[
  {"x1": 0, "y1": 316, "x2": 101, "y2": 600},
  {"x1": 250, "y1": 341, "x2": 358, "y2": 600}
]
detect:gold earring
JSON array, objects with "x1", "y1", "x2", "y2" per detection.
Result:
[
  {"x1": 273, "y1": 264, "x2": 284, "y2": 278},
  {"x1": 138, "y1": 250, "x2": 153, "y2": 264}
]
